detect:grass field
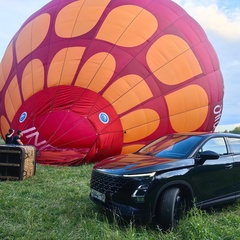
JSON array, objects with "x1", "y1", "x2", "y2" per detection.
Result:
[{"x1": 1, "y1": 163, "x2": 240, "y2": 240}]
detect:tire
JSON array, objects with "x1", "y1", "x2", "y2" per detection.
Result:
[{"x1": 157, "y1": 187, "x2": 186, "y2": 230}]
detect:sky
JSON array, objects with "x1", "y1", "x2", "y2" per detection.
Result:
[{"x1": 0, "y1": 0, "x2": 239, "y2": 132}]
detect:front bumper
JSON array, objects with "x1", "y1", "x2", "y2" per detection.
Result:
[{"x1": 90, "y1": 194, "x2": 153, "y2": 223}]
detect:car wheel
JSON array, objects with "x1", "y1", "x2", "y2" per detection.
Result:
[{"x1": 157, "y1": 187, "x2": 186, "y2": 230}]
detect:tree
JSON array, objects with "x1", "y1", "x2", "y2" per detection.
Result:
[{"x1": 229, "y1": 126, "x2": 240, "y2": 134}]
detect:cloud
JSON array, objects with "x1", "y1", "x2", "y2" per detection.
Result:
[
  {"x1": 228, "y1": 60, "x2": 240, "y2": 67},
  {"x1": 0, "y1": 0, "x2": 50, "y2": 59},
  {"x1": 174, "y1": 0, "x2": 240, "y2": 130},
  {"x1": 175, "y1": 0, "x2": 240, "y2": 41}
]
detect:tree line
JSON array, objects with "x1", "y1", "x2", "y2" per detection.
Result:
[{"x1": 223, "y1": 126, "x2": 240, "y2": 134}]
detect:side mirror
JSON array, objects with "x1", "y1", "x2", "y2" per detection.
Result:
[{"x1": 196, "y1": 150, "x2": 219, "y2": 164}]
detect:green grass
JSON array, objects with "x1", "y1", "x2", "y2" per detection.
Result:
[
  {"x1": 0, "y1": 137, "x2": 5, "y2": 144},
  {"x1": 1, "y1": 164, "x2": 240, "y2": 240}
]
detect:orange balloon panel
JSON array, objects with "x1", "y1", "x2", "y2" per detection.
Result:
[{"x1": 0, "y1": 0, "x2": 223, "y2": 165}]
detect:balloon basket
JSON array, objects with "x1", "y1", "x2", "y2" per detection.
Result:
[{"x1": 0, "y1": 145, "x2": 36, "y2": 181}]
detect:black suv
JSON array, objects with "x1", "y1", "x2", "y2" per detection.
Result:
[{"x1": 90, "y1": 132, "x2": 240, "y2": 229}]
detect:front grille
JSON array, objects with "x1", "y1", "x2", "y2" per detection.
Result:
[{"x1": 90, "y1": 169, "x2": 132, "y2": 194}]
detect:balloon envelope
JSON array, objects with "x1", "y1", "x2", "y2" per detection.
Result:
[{"x1": 0, "y1": 0, "x2": 224, "y2": 165}]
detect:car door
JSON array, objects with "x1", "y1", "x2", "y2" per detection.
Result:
[
  {"x1": 227, "y1": 137, "x2": 240, "y2": 197},
  {"x1": 190, "y1": 136, "x2": 235, "y2": 205}
]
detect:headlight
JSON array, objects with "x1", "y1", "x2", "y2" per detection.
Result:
[{"x1": 123, "y1": 172, "x2": 156, "y2": 178}]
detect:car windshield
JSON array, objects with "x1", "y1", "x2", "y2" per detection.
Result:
[{"x1": 138, "y1": 134, "x2": 204, "y2": 159}]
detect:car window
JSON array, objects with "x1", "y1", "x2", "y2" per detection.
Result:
[
  {"x1": 227, "y1": 137, "x2": 240, "y2": 155},
  {"x1": 153, "y1": 136, "x2": 203, "y2": 159},
  {"x1": 202, "y1": 137, "x2": 227, "y2": 155},
  {"x1": 138, "y1": 135, "x2": 203, "y2": 159}
]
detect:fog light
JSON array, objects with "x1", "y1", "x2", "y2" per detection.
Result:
[{"x1": 131, "y1": 184, "x2": 149, "y2": 203}]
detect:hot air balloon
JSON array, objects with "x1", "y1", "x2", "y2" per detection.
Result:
[{"x1": 0, "y1": 0, "x2": 224, "y2": 165}]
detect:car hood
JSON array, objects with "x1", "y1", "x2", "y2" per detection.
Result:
[{"x1": 93, "y1": 154, "x2": 195, "y2": 175}]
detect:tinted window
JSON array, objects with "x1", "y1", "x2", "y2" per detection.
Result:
[
  {"x1": 139, "y1": 135, "x2": 203, "y2": 159},
  {"x1": 202, "y1": 137, "x2": 227, "y2": 155},
  {"x1": 228, "y1": 137, "x2": 240, "y2": 154}
]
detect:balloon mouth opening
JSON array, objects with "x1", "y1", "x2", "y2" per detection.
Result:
[
  {"x1": 32, "y1": 111, "x2": 98, "y2": 166},
  {"x1": 11, "y1": 86, "x2": 123, "y2": 165}
]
